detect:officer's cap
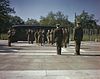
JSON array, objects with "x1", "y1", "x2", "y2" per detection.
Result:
[
  {"x1": 56, "y1": 24, "x2": 60, "y2": 27},
  {"x1": 77, "y1": 21, "x2": 81, "y2": 24}
]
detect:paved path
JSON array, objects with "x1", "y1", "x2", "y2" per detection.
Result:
[{"x1": 0, "y1": 40, "x2": 100, "y2": 79}]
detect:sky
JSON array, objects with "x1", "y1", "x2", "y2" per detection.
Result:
[{"x1": 10, "y1": 0, "x2": 100, "y2": 24}]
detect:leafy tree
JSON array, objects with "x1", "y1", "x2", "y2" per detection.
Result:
[
  {"x1": 0, "y1": 0, "x2": 15, "y2": 15},
  {"x1": 75, "y1": 10, "x2": 98, "y2": 41},
  {"x1": 40, "y1": 11, "x2": 56, "y2": 26},
  {"x1": 9, "y1": 15, "x2": 24, "y2": 25},
  {"x1": 0, "y1": 15, "x2": 24, "y2": 33},
  {"x1": 0, "y1": 0, "x2": 15, "y2": 33},
  {"x1": 75, "y1": 10, "x2": 97, "y2": 29},
  {"x1": 25, "y1": 18, "x2": 40, "y2": 25},
  {"x1": 40, "y1": 11, "x2": 72, "y2": 28}
]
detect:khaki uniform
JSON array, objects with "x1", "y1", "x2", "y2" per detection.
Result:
[
  {"x1": 47, "y1": 30, "x2": 50, "y2": 44},
  {"x1": 62, "y1": 28, "x2": 68, "y2": 47},
  {"x1": 34, "y1": 30, "x2": 38, "y2": 43},
  {"x1": 50, "y1": 29, "x2": 54, "y2": 45},
  {"x1": 74, "y1": 26, "x2": 83, "y2": 55},
  {"x1": 54, "y1": 27, "x2": 63, "y2": 55},
  {"x1": 27, "y1": 29, "x2": 31, "y2": 44},
  {"x1": 30, "y1": 30, "x2": 34, "y2": 44},
  {"x1": 38, "y1": 30, "x2": 42, "y2": 46},
  {"x1": 42, "y1": 30, "x2": 45, "y2": 44},
  {"x1": 8, "y1": 29, "x2": 12, "y2": 46}
]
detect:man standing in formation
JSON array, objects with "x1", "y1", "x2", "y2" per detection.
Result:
[
  {"x1": 27, "y1": 29, "x2": 34, "y2": 44},
  {"x1": 74, "y1": 21, "x2": 83, "y2": 55},
  {"x1": 62, "y1": 28, "x2": 70, "y2": 48},
  {"x1": 54, "y1": 24, "x2": 63, "y2": 55},
  {"x1": 27, "y1": 29, "x2": 31, "y2": 44}
]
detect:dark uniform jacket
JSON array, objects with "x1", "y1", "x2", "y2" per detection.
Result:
[
  {"x1": 54, "y1": 27, "x2": 63, "y2": 43},
  {"x1": 74, "y1": 27, "x2": 83, "y2": 41},
  {"x1": 27, "y1": 30, "x2": 31, "y2": 41}
]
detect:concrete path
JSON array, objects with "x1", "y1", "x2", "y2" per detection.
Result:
[{"x1": 0, "y1": 40, "x2": 100, "y2": 79}]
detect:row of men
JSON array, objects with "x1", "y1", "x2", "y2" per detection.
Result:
[
  {"x1": 7, "y1": 27, "x2": 69, "y2": 47},
  {"x1": 27, "y1": 27, "x2": 70, "y2": 47}
]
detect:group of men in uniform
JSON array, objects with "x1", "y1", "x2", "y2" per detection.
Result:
[
  {"x1": 27, "y1": 29, "x2": 46, "y2": 46},
  {"x1": 27, "y1": 29, "x2": 34, "y2": 44},
  {"x1": 27, "y1": 27, "x2": 70, "y2": 47},
  {"x1": 54, "y1": 22, "x2": 83, "y2": 55},
  {"x1": 46, "y1": 29, "x2": 54, "y2": 45},
  {"x1": 8, "y1": 21, "x2": 83, "y2": 55}
]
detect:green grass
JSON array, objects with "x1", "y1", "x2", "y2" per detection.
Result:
[
  {"x1": 83, "y1": 34, "x2": 100, "y2": 41},
  {"x1": 70, "y1": 34, "x2": 100, "y2": 41},
  {"x1": 0, "y1": 34, "x2": 8, "y2": 40}
]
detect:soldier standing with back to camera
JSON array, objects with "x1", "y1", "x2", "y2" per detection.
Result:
[
  {"x1": 74, "y1": 21, "x2": 83, "y2": 55},
  {"x1": 27, "y1": 29, "x2": 31, "y2": 44},
  {"x1": 54, "y1": 24, "x2": 63, "y2": 55},
  {"x1": 30, "y1": 29, "x2": 34, "y2": 44}
]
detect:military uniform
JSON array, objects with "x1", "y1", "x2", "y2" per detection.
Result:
[
  {"x1": 42, "y1": 30, "x2": 45, "y2": 45},
  {"x1": 54, "y1": 24, "x2": 63, "y2": 55},
  {"x1": 62, "y1": 28, "x2": 68, "y2": 48},
  {"x1": 38, "y1": 29, "x2": 43, "y2": 46},
  {"x1": 74, "y1": 22, "x2": 83, "y2": 55},
  {"x1": 27, "y1": 29, "x2": 31, "y2": 44},
  {"x1": 34, "y1": 30, "x2": 39, "y2": 43},
  {"x1": 30, "y1": 30, "x2": 34, "y2": 44},
  {"x1": 66, "y1": 28, "x2": 70, "y2": 46},
  {"x1": 47, "y1": 30, "x2": 50, "y2": 44},
  {"x1": 50, "y1": 29, "x2": 54, "y2": 45},
  {"x1": 8, "y1": 29, "x2": 12, "y2": 46}
]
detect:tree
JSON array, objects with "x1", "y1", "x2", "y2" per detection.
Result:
[
  {"x1": 0, "y1": 0, "x2": 15, "y2": 15},
  {"x1": 75, "y1": 10, "x2": 98, "y2": 41},
  {"x1": 40, "y1": 11, "x2": 56, "y2": 26},
  {"x1": 0, "y1": 15, "x2": 24, "y2": 33},
  {"x1": 25, "y1": 18, "x2": 40, "y2": 25},
  {"x1": 40, "y1": 11, "x2": 72, "y2": 28},
  {"x1": 75, "y1": 10, "x2": 97, "y2": 29},
  {"x1": 0, "y1": 0, "x2": 15, "y2": 33},
  {"x1": 9, "y1": 16, "x2": 24, "y2": 25}
]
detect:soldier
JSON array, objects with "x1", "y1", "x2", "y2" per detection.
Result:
[
  {"x1": 30, "y1": 29, "x2": 34, "y2": 44},
  {"x1": 47, "y1": 30, "x2": 50, "y2": 44},
  {"x1": 27, "y1": 29, "x2": 31, "y2": 44},
  {"x1": 38, "y1": 29, "x2": 42, "y2": 46},
  {"x1": 34, "y1": 30, "x2": 39, "y2": 43},
  {"x1": 62, "y1": 28, "x2": 68, "y2": 48},
  {"x1": 74, "y1": 21, "x2": 83, "y2": 55},
  {"x1": 66, "y1": 28, "x2": 70, "y2": 47},
  {"x1": 50, "y1": 29, "x2": 54, "y2": 45},
  {"x1": 54, "y1": 24, "x2": 63, "y2": 55},
  {"x1": 42, "y1": 29, "x2": 45, "y2": 45},
  {"x1": 8, "y1": 28, "x2": 12, "y2": 46}
]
